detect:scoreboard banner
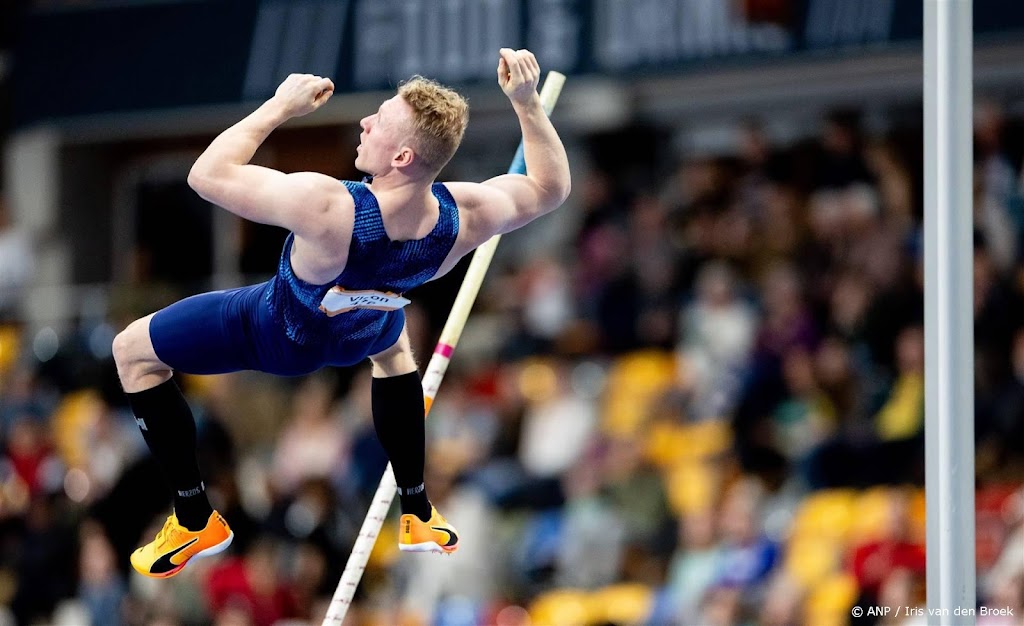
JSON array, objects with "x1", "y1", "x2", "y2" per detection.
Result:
[{"x1": 13, "y1": 0, "x2": 1024, "y2": 126}]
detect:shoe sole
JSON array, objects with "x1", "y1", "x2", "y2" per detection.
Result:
[
  {"x1": 143, "y1": 531, "x2": 235, "y2": 579},
  {"x1": 399, "y1": 540, "x2": 458, "y2": 554},
  {"x1": 194, "y1": 530, "x2": 235, "y2": 560}
]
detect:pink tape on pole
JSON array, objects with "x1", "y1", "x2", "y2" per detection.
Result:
[{"x1": 434, "y1": 343, "x2": 454, "y2": 358}]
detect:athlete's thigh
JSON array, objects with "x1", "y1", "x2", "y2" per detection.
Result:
[
  {"x1": 368, "y1": 320, "x2": 417, "y2": 378},
  {"x1": 148, "y1": 286, "x2": 260, "y2": 375}
]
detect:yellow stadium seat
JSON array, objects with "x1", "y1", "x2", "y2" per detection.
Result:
[
  {"x1": 684, "y1": 420, "x2": 733, "y2": 459},
  {"x1": 368, "y1": 518, "x2": 400, "y2": 569},
  {"x1": 0, "y1": 325, "x2": 20, "y2": 375},
  {"x1": 790, "y1": 489, "x2": 857, "y2": 544},
  {"x1": 51, "y1": 389, "x2": 105, "y2": 468},
  {"x1": 805, "y1": 573, "x2": 859, "y2": 626},
  {"x1": 645, "y1": 421, "x2": 689, "y2": 468},
  {"x1": 589, "y1": 583, "x2": 654, "y2": 626},
  {"x1": 646, "y1": 420, "x2": 733, "y2": 468},
  {"x1": 518, "y1": 358, "x2": 560, "y2": 403},
  {"x1": 801, "y1": 612, "x2": 851, "y2": 626},
  {"x1": 849, "y1": 487, "x2": 895, "y2": 544},
  {"x1": 394, "y1": 610, "x2": 428, "y2": 626},
  {"x1": 666, "y1": 461, "x2": 718, "y2": 515},
  {"x1": 785, "y1": 536, "x2": 840, "y2": 587},
  {"x1": 602, "y1": 350, "x2": 677, "y2": 438},
  {"x1": 909, "y1": 488, "x2": 927, "y2": 543},
  {"x1": 529, "y1": 589, "x2": 592, "y2": 626},
  {"x1": 179, "y1": 373, "x2": 228, "y2": 401}
]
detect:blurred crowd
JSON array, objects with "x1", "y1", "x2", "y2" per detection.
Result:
[{"x1": 1, "y1": 102, "x2": 1023, "y2": 626}]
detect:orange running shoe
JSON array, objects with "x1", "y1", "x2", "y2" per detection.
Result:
[
  {"x1": 130, "y1": 511, "x2": 233, "y2": 578},
  {"x1": 399, "y1": 506, "x2": 459, "y2": 554}
]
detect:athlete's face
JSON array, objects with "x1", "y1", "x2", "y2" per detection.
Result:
[{"x1": 355, "y1": 96, "x2": 416, "y2": 175}]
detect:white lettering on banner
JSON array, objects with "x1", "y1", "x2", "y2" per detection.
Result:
[
  {"x1": 528, "y1": 0, "x2": 581, "y2": 72},
  {"x1": 594, "y1": 0, "x2": 791, "y2": 70},
  {"x1": 239, "y1": 0, "x2": 899, "y2": 99},
  {"x1": 245, "y1": 0, "x2": 350, "y2": 99},
  {"x1": 354, "y1": 0, "x2": 521, "y2": 87},
  {"x1": 804, "y1": 0, "x2": 894, "y2": 48}
]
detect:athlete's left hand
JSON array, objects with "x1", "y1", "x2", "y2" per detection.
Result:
[
  {"x1": 273, "y1": 73, "x2": 335, "y2": 118},
  {"x1": 498, "y1": 48, "x2": 540, "y2": 107}
]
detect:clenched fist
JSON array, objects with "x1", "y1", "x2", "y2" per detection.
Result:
[
  {"x1": 273, "y1": 73, "x2": 335, "y2": 119},
  {"x1": 497, "y1": 48, "x2": 540, "y2": 107}
]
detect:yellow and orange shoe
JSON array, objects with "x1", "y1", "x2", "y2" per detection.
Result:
[
  {"x1": 130, "y1": 511, "x2": 233, "y2": 578},
  {"x1": 399, "y1": 506, "x2": 459, "y2": 554}
]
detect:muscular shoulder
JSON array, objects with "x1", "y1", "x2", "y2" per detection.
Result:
[
  {"x1": 289, "y1": 179, "x2": 359, "y2": 279},
  {"x1": 443, "y1": 181, "x2": 508, "y2": 246},
  {"x1": 285, "y1": 177, "x2": 356, "y2": 275},
  {"x1": 294, "y1": 175, "x2": 355, "y2": 242},
  {"x1": 443, "y1": 181, "x2": 491, "y2": 207}
]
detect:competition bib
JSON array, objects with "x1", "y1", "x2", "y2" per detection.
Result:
[{"x1": 319, "y1": 286, "x2": 411, "y2": 316}]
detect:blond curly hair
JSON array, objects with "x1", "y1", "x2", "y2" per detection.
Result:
[{"x1": 398, "y1": 76, "x2": 469, "y2": 171}]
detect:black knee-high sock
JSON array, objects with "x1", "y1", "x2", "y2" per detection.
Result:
[
  {"x1": 371, "y1": 371, "x2": 431, "y2": 522},
  {"x1": 126, "y1": 378, "x2": 213, "y2": 531}
]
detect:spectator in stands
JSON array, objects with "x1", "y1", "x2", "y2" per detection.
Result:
[
  {"x1": 815, "y1": 110, "x2": 875, "y2": 190},
  {"x1": 269, "y1": 373, "x2": 348, "y2": 497},
  {"x1": 872, "y1": 326, "x2": 925, "y2": 482},
  {"x1": 1, "y1": 81, "x2": 1023, "y2": 626},
  {"x1": 515, "y1": 256, "x2": 576, "y2": 354},
  {"x1": 0, "y1": 194, "x2": 33, "y2": 321},
  {"x1": 974, "y1": 236, "x2": 1024, "y2": 394},
  {"x1": 665, "y1": 507, "x2": 724, "y2": 621},
  {"x1": 8, "y1": 495, "x2": 78, "y2": 624},
  {"x1": 978, "y1": 571, "x2": 1023, "y2": 626},
  {"x1": 554, "y1": 443, "x2": 626, "y2": 590},
  {"x1": 874, "y1": 566, "x2": 926, "y2": 626},
  {"x1": 677, "y1": 261, "x2": 757, "y2": 420},
  {"x1": 849, "y1": 489, "x2": 926, "y2": 616},
  {"x1": 77, "y1": 521, "x2": 127, "y2": 626},
  {"x1": 3, "y1": 417, "x2": 59, "y2": 497},
  {"x1": 716, "y1": 478, "x2": 778, "y2": 594},
  {"x1": 772, "y1": 346, "x2": 836, "y2": 472},
  {"x1": 204, "y1": 538, "x2": 299, "y2": 626},
  {"x1": 758, "y1": 573, "x2": 805, "y2": 626},
  {"x1": 985, "y1": 330, "x2": 1024, "y2": 471},
  {"x1": 696, "y1": 583, "x2": 743, "y2": 626}
]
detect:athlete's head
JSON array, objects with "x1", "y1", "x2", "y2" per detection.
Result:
[{"x1": 356, "y1": 76, "x2": 469, "y2": 178}]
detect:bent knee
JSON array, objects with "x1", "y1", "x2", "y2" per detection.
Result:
[
  {"x1": 112, "y1": 322, "x2": 144, "y2": 368},
  {"x1": 113, "y1": 318, "x2": 168, "y2": 386}
]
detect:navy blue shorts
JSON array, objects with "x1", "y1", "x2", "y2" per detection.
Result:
[{"x1": 149, "y1": 283, "x2": 404, "y2": 377}]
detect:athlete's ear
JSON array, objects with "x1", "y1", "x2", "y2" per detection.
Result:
[{"x1": 392, "y1": 145, "x2": 415, "y2": 168}]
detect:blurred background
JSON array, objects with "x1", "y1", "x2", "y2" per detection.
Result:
[{"x1": 1, "y1": 1, "x2": 1023, "y2": 625}]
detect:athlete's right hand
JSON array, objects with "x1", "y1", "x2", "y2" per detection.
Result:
[{"x1": 273, "y1": 74, "x2": 335, "y2": 118}]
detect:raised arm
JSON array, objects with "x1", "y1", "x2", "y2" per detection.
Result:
[
  {"x1": 187, "y1": 74, "x2": 342, "y2": 236},
  {"x1": 475, "y1": 49, "x2": 571, "y2": 236}
]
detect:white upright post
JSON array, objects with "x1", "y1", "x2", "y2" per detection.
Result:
[{"x1": 924, "y1": 1, "x2": 975, "y2": 624}]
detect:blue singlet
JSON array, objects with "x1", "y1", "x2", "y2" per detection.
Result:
[{"x1": 148, "y1": 180, "x2": 460, "y2": 376}]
